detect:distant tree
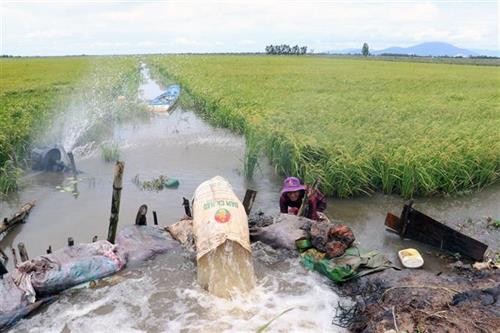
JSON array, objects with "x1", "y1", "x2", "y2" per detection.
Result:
[
  {"x1": 362, "y1": 43, "x2": 369, "y2": 56},
  {"x1": 265, "y1": 44, "x2": 308, "y2": 55}
]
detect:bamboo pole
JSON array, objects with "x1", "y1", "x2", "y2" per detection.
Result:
[{"x1": 107, "y1": 161, "x2": 124, "y2": 244}]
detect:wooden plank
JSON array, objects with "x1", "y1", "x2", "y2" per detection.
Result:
[
  {"x1": 242, "y1": 189, "x2": 257, "y2": 215},
  {"x1": 385, "y1": 204, "x2": 488, "y2": 261},
  {"x1": 0, "y1": 202, "x2": 35, "y2": 236}
]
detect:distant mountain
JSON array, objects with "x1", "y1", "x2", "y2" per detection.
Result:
[
  {"x1": 373, "y1": 42, "x2": 477, "y2": 57},
  {"x1": 327, "y1": 42, "x2": 498, "y2": 57}
]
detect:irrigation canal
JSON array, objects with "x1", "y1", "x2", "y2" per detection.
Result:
[{"x1": 0, "y1": 65, "x2": 498, "y2": 332}]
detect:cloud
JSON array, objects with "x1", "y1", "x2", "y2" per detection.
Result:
[{"x1": 0, "y1": 0, "x2": 497, "y2": 56}]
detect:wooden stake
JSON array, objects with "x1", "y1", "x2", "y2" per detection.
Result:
[
  {"x1": 107, "y1": 161, "x2": 124, "y2": 244},
  {"x1": 182, "y1": 197, "x2": 192, "y2": 218},
  {"x1": 11, "y1": 247, "x2": 18, "y2": 267},
  {"x1": 242, "y1": 189, "x2": 257, "y2": 215},
  {"x1": 153, "y1": 211, "x2": 158, "y2": 225},
  {"x1": 46, "y1": 246, "x2": 52, "y2": 254},
  {"x1": 135, "y1": 204, "x2": 148, "y2": 225},
  {"x1": 68, "y1": 237, "x2": 74, "y2": 247},
  {"x1": 18, "y1": 243, "x2": 29, "y2": 262},
  {"x1": 0, "y1": 260, "x2": 7, "y2": 277},
  {"x1": 0, "y1": 248, "x2": 7, "y2": 262},
  {"x1": 67, "y1": 152, "x2": 78, "y2": 179}
]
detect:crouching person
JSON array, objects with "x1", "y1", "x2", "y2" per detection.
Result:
[{"x1": 279, "y1": 177, "x2": 327, "y2": 221}]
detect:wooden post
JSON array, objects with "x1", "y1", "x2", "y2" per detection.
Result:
[
  {"x1": 0, "y1": 260, "x2": 7, "y2": 277},
  {"x1": 67, "y1": 152, "x2": 78, "y2": 179},
  {"x1": 11, "y1": 247, "x2": 18, "y2": 267},
  {"x1": 182, "y1": 197, "x2": 192, "y2": 218},
  {"x1": 92, "y1": 235, "x2": 98, "y2": 242},
  {"x1": 242, "y1": 189, "x2": 257, "y2": 215},
  {"x1": 135, "y1": 204, "x2": 148, "y2": 225},
  {"x1": 0, "y1": 249, "x2": 8, "y2": 276},
  {"x1": 18, "y1": 243, "x2": 29, "y2": 262},
  {"x1": 68, "y1": 237, "x2": 74, "y2": 247},
  {"x1": 0, "y1": 248, "x2": 7, "y2": 262},
  {"x1": 153, "y1": 211, "x2": 158, "y2": 225},
  {"x1": 46, "y1": 246, "x2": 52, "y2": 254},
  {"x1": 107, "y1": 161, "x2": 124, "y2": 244}
]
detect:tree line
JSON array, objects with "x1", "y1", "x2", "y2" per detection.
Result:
[{"x1": 265, "y1": 44, "x2": 307, "y2": 55}]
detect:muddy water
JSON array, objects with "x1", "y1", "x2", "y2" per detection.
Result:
[
  {"x1": 329, "y1": 183, "x2": 499, "y2": 272},
  {"x1": 1, "y1": 68, "x2": 343, "y2": 332}
]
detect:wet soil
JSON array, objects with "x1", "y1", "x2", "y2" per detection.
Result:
[{"x1": 339, "y1": 264, "x2": 499, "y2": 333}]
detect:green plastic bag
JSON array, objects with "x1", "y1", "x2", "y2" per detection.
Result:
[
  {"x1": 164, "y1": 178, "x2": 179, "y2": 188},
  {"x1": 300, "y1": 247, "x2": 396, "y2": 283}
]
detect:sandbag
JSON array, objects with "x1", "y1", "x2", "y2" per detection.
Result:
[
  {"x1": 193, "y1": 176, "x2": 255, "y2": 298},
  {"x1": 14, "y1": 240, "x2": 125, "y2": 296},
  {"x1": 250, "y1": 214, "x2": 308, "y2": 250},
  {"x1": 0, "y1": 274, "x2": 33, "y2": 330},
  {"x1": 166, "y1": 218, "x2": 195, "y2": 251},
  {"x1": 192, "y1": 176, "x2": 251, "y2": 260},
  {"x1": 116, "y1": 225, "x2": 180, "y2": 265}
]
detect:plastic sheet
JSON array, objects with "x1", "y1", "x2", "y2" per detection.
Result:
[
  {"x1": 14, "y1": 240, "x2": 125, "y2": 296},
  {"x1": 116, "y1": 225, "x2": 180, "y2": 265}
]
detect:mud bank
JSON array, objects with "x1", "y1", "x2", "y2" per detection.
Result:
[{"x1": 338, "y1": 264, "x2": 499, "y2": 333}]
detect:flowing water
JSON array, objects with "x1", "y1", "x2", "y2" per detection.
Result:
[
  {"x1": 0, "y1": 67, "x2": 344, "y2": 332},
  {"x1": 1, "y1": 65, "x2": 498, "y2": 332}
]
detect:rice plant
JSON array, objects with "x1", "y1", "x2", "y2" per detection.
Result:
[{"x1": 146, "y1": 55, "x2": 500, "y2": 198}]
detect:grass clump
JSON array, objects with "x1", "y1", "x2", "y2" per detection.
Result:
[
  {"x1": 147, "y1": 55, "x2": 500, "y2": 198},
  {"x1": 100, "y1": 143, "x2": 121, "y2": 162}
]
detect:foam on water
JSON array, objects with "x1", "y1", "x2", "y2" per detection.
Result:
[{"x1": 13, "y1": 247, "x2": 345, "y2": 333}]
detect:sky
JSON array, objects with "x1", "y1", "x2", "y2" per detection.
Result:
[{"x1": 0, "y1": 0, "x2": 498, "y2": 56}]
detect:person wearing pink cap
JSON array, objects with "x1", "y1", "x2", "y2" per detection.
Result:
[{"x1": 279, "y1": 177, "x2": 326, "y2": 221}]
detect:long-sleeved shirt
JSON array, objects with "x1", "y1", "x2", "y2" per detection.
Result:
[{"x1": 279, "y1": 188, "x2": 326, "y2": 221}]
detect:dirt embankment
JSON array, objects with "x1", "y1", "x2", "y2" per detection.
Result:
[{"x1": 335, "y1": 214, "x2": 499, "y2": 333}]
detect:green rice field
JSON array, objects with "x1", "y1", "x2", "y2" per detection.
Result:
[
  {"x1": 147, "y1": 55, "x2": 500, "y2": 198},
  {"x1": 0, "y1": 56, "x2": 140, "y2": 193}
]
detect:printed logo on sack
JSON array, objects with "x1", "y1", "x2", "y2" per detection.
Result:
[{"x1": 214, "y1": 208, "x2": 231, "y2": 223}]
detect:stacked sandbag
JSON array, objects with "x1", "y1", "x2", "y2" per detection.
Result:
[
  {"x1": 116, "y1": 225, "x2": 180, "y2": 265},
  {"x1": 249, "y1": 214, "x2": 308, "y2": 250},
  {"x1": 310, "y1": 221, "x2": 355, "y2": 258},
  {"x1": 13, "y1": 240, "x2": 125, "y2": 296},
  {"x1": 0, "y1": 274, "x2": 35, "y2": 330}
]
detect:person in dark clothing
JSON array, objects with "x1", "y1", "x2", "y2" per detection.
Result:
[{"x1": 279, "y1": 177, "x2": 326, "y2": 221}]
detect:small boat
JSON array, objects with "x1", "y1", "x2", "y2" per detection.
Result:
[{"x1": 147, "y1": 84, "x2": 181, "y2": 112}]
